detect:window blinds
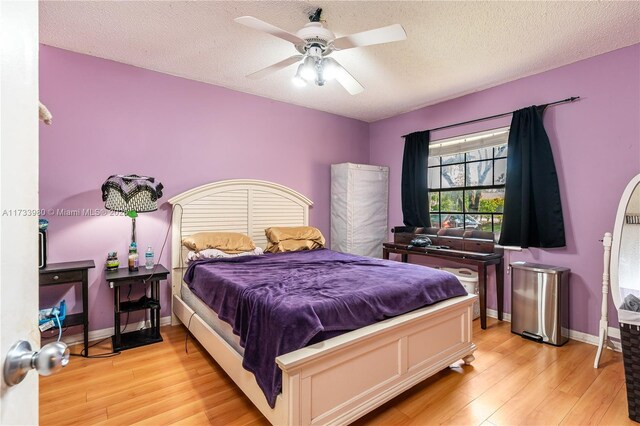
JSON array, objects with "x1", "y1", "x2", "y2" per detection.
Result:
[{"x1": 429, "y1": 127, "x2": 510, "y2": 157}]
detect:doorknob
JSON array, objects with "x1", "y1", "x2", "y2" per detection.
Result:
[{"x1": 3, "y1": 340, "x2": 70, "y2": 386}]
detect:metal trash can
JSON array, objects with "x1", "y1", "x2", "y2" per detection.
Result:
[{"x1": 511, "y1": 262, "x2": 570, "y2": 346}]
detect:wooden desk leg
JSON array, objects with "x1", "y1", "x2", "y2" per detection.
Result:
[
  {"x1": 383, "y1": 248, "x2": 389, "y2": 260},
  {"x1": 401, "y1": 253, "x2": 408, "y2": 263},
  {"x1": 479, "y1": 263, "x2": 487, "y2": 329},
  {"x1": 82, "y1": 271, "x2": 89, "y2": 357},
  {"x1": 496, "y1": 259, "x2": 504, "y2": 321}
]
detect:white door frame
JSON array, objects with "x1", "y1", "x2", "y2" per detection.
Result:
[{"x1": 0, "y1": 1, "x2": 40, "y2": 424}]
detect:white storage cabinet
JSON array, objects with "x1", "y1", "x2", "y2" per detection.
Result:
[{"x1": 331, "y1": 163, "x2": 389, "y2": 258}]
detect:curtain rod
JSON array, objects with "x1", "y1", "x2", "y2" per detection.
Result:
[{"x1": 401, "y1": 96, "x2": 580, "y2": 138}]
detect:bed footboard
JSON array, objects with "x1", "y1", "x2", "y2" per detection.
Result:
[{"x1": 174, "y1": 293, "x2": 476, "y2": 426}]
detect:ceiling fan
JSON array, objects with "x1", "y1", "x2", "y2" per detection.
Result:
[{"x1": 235, "y1": 8, "x2": 407, "y2": 95}]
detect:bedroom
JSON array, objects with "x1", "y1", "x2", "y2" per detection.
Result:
[{"x1": 1, "y1": 0, "x2": 639, "y2": 425}]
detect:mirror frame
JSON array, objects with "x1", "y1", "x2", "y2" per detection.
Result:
[{"x1": 610, "y1": 173, "x2": 640, "y2": 311}]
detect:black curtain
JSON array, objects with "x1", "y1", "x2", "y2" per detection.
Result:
[
  {"x1": 499, "y1": 106, "x2": 565, "y2": 248},
  {"x1": 401, "y1": 130, "x2": 431, "y2": 227}
]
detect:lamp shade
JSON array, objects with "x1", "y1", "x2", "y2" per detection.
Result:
[{"x1": 101, "y1": 175, "x2": 163, "y2": 213}]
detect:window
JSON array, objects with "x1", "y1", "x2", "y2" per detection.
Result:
[{"x1": 428, "y1": 128, "x2": 509, "y2": 236}]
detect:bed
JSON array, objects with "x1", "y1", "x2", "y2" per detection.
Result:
[{"x1": 169, "y1": 179, "x2": 477, "y2": 426}]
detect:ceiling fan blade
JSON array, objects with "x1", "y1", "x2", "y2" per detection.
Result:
[
  {"x1": 331, "y1": 60, "x2": 364, "y2": 95},
  {"x1": 235, "y1": 16, "x2": 305, "y2": 46},
  {"x1": 332, "y1": 24, "x2": 407, "y2": 50},
  {"x1": 247, "y1": 55, "x2": 303, "y2": 79}
]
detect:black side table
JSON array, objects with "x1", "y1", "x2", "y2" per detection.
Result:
[
  {"x1": 39, "y1": 260, "x2": 95, "y2": 356},
  {"x1": 106, "y1": 264, "x2": 170, "y2": 352}
]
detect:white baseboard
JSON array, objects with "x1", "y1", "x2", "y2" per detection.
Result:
[
  {"x1": 45, "y1": 316, "x2": 172, "y2": 347},
  {"x1": 55, "y1": 312, "x2": 622, "y2": 353},
  {"x1": 567, "y1": 328, "x2": 621, "y2": 352},
  {"x1": 486, "y1": 308, "x2": 511, "y2": 322},
  {"x1": 485, "y1": 309, "x2": 621, "y2": 352}
]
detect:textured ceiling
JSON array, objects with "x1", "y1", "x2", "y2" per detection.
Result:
[{"x1": 39, "y1": 1, "x2": 640, "y2": 122}]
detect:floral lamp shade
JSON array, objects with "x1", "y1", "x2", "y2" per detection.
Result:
[{"x1": 101, "y1": 175, "x2": 164, "y2": 214}]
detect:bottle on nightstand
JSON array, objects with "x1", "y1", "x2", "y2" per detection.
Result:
[
  {"x1": 145, "y1": 245, "x2": 154, "y2": 270},
  {"x1": 128, "y1": 242, "x2": 138, "y2": 272}
]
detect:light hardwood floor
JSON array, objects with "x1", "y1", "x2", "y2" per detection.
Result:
[{"x1": 40, "y1": 318, "x2": 633, "y2": 425}]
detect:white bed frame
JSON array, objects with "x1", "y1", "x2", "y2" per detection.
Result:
[{"x1": 169, "y1": 179, "x2": 477, "y2": 426}]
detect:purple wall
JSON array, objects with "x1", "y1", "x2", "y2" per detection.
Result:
[
  {"x1": 369, "y1": 44, "x2": 640, "y2": 336},
  {"x1": 40, "y1": 43, "x2": 639, "y2": 338},
  {"x1": 39, "y1": 46, "x2": 369, "y2": 332}
]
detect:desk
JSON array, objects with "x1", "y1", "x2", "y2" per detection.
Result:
[
  {"x1": 383, "y1": 243, "x2": 504, "y2": 330},
  {"x1": 39, "y1": 260, "x2": 95, "y2": 356},
  {"x1": 106, "y1": 265, "x2": 169, "y2": 352}
]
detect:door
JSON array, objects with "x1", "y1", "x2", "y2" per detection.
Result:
[{"x1": 0, "y1": 1, "x2": 40, "y2": 424}]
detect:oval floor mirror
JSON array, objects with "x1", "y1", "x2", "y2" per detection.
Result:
[
  {"x1": 611, "y1": 174, "x2": 640, "y2": 322},
  {"x1": 607, "y1": 173, "x2": 640, "y2": 423}
]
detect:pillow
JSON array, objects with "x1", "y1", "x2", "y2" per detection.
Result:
[
  {"x1": 267, "y1": 239, "x2": 323, "y2": 253},
  {"x1": 265, "y1": 226, "x2": 325, "y2": 253},
  {"x1": 187, "y1": 247, "x2": 264, "y2": 262},
  {"x1": 182, "y1": 232, "x2": 256, "y2": 254}
]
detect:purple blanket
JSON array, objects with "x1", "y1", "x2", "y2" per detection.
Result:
[{"x1": 184, "y1": 249, "x2": 466, "y2": 407}]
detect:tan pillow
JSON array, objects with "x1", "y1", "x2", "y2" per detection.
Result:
[
  {"x1": 265, "y1": 226, "x2": 325, "y2": 253},
  {"x1": 182, "y1": 232, "x2": 256, "y2": 254},
  {"x1": 266, "y1": 239, "x2": 323, "y2": 253}
]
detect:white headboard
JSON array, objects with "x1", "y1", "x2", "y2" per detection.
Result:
[{"x1": 168, "y1": 179, "x2": 313, "y2": 321}]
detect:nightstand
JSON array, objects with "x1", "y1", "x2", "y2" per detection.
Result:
[
  {"x1": 39, "y1": 260, "x2": 95, "y2": 356},
  {"x1": 106, "y1": 264, "x2": 170, "y2": 352}
]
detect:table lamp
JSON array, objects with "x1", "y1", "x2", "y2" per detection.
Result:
[{"x1": 101, "y1": 175, "x2": 163, "y2": 245}]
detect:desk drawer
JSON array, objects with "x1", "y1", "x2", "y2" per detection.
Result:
[
  {"x1": 437, "y1": 237, "x2": 464, "y2": 250},
  {"x1": 40, "y1": 270, "x2": 83, "y2": 285},
  {"x1": 463, "y1": 240, "x2": 495, "y2": 253}
]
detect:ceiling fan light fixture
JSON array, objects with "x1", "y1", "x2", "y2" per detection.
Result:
[
  {"x1": 322, "y1": 58, "x2": 338, "y2": 81},
  {"x1": 300, "y1": 56, "x2": 317, "y2": 81},
  {"x1": 292, "y1": 64, "x2": 307, "y2": 87}
]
